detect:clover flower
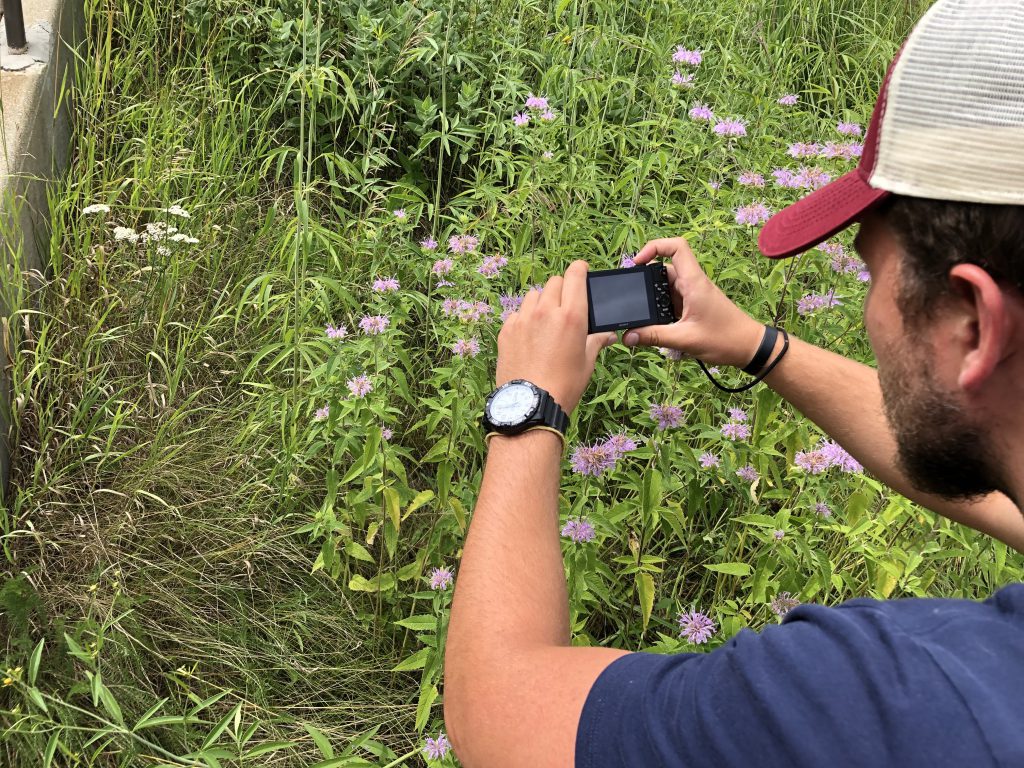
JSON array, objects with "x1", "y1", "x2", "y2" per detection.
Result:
[
  {"x1": 325, "y1": 323, "x2": 348, "y2": 340},
  {"x1": 650, "y1": 403, "x2": 684, "y2": 430},
  {"x1": 736, "y1": 464, "x2": 759, "y2": 482},
  {"x1": 513, "y1": 112, "x2": 531, "y2": 127},
  {"x1": 672, "y1": 46, "x2": 702, "y2": 66},
  {"x1": 713, "y1": 119, "x2": 747, "y2": 137},
  {"x1": 372, "y1": 277, "x2": 400, "y2": 292},
  {"x1": 452, "y1": 337, "x2": 481, "y2": 357},
  {"x1": 738, "y1": 171, "x2": 765, "y2": 187},
  {"x1": 777, "y1": 94, "x2": 798, "y2": 105},
  {"x1": 699, "y1": 452, "x2": 720, "y2": 468},
  {"x1": 569, "y1": 441, "x2": 617, "y2": 476},
  {"x1": 837, "y1": 122, "x2": 862, "y2": 136},
  {"x1": 359, "y1": 314, "x2": 390, "y2": 334},
  {"x1": 796, "y1": 291, "x2": 841, "y2": 315},
  {"x1": 787, "y1": 142, "x2": 820, "y2": 158},
  {"x1": 678, "y1": 610, "x2": 716, "y2": 644},
  {"x1": 429, "y1": 567, "x2": 453, "y2": 590},
  {"x1": 689, "y1": 103, "x2": 714, "y2": 122},
  {"x1": 561, "y1": 518, "x2": 597, "y2": 543},
  {"x1": 771, "y1": 591, "x2": 801, "y2": 617},
  {"x1": 477, "y1": 254, "x2": 508, "y2": 277},
  {"x1": 83, "y1": 203, "x2": 111, "y2": 215},
  {"x1": 735, "y1": 202, "x2": 772, "y2": 226},
  {"x1": 423, "y1": 731, "x2": 451, "y2": 760},
  {"x1": 420, "y1": 237, "x2": 438, "y2": 250},
  {"x1": 347, "y1": 375, "x2": 373, "y2": 397}
]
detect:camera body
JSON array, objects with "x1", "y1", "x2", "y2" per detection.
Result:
[{"x1": 586, "y1": 262, "x2": 678, "y2": 334}]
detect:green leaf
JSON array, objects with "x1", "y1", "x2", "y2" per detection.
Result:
[
  {"x1": 304, "y1": 722, "x2": 335, "y2": 760},
  {"x1": 414, "y1": 684, "x2": 438, "y2": 732},
  {"x1": 404, "y1": 490, "x2": 435, "y2": 520},
  {"x1": 383, "y1": 486, "x2": 401, "y2": 531},
  {"x1": 394, "y1": 615, "x2": 437, "y2": 632},
  {"x1": 704, "y1": 562, "x2": 752, "y2": 577},
  {"x1": 348, "y1": 572, "x2": 396, "y2": 593},
  {"x1": 391, "y1": 647, "x2": 431, "y2": 672},
  {"x1": 636, "y1": 572, "x2": 654, "y2": 632},
  {"x1": 344, "y1": 540, "x2": 375, "y2": 563},
  {"x1": 243, "y1": 742, "x2": 294, "y2": 759},
  {"x1": 28, "y1": 638, "x2": 44, "y2": 686}
]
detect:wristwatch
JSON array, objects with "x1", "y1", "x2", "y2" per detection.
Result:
[{"x1": 481, "y1": 379, "x2": 569, "y2": 442}]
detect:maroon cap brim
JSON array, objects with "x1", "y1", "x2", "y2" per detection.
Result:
[{"x1": 757, "y1": 168, "x2": 890, "y2": 259}]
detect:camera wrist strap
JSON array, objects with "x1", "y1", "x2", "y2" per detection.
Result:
[{"x1": 696, "y1": 326, "x2": 789, "y2": 393}]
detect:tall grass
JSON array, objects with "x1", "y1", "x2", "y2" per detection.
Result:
[{"x1": 3, "y1": 0, "x2": 1018, "y2": 765}]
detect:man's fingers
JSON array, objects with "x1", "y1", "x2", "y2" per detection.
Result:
[
  {"x1": 539, "y1": 274, "x2": 564, "y2": 309},
  {"x1": 520, "y1": 284, "x2": 542, "y2": 315},
  {"x1": 622, "y1": 322, "x2": 687, "y2": 351},
  {"x1": 634, "y1": 237, "x2": 687, "y2": 265},
  {"x1": 586, "y1": 331, "x2": 618, "y2": 361},
  {"x1": 563, "y1": 260, "x2": 589, "y2": 319}
]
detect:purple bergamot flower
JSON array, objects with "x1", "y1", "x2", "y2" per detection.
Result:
[
  {"x1": 678, "y1": 610, "x2": 716, "y2": 644},
  {"x1": 429, "y1": 567, "x2": 453, "y2": 590},
  {"x1": 561, "y1": 518, "x2": 597, "y2": 543},
  {"x1": 771, "y1": 591, "x2": 801, "y2": 617},
  {"x1": 650, "y1": 403, "x2": 684, "y2": 430},
  {"x1": 359, "y1": 314, "x2": 390, "y2": 334}
]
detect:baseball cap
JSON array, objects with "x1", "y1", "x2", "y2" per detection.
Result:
[{"x1": 758, "y1": 0, "x2": 1024, "y2": 260}]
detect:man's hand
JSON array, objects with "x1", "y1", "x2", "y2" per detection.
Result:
[
  {"x1": 624, "y1": 237, "x2": 767, "y2": 368},
  {"x1": 496, "y1": 260, "x2": 617, "y2": 415}
]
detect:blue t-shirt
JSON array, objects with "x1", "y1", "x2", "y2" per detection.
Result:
[{"x1": 576, "y1": 583, "x2": 1024, "y2": 767}]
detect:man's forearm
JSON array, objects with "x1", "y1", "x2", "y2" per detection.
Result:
[
  {"x1": 444, "y1": 429, "x2": 569, "y2": 726},
  {"x1": 762, "y1": 332, "x2": 1024, "y2": 549}
]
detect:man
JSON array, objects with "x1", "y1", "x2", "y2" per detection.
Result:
[{"x1": 444, "y1": 0, "x2": 1024, "y2": 765}]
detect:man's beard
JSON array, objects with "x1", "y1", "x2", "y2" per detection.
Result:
[{"x1": 877, "y1": 337, "x2": 1005, "y2": 501}]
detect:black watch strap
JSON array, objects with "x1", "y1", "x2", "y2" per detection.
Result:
[{"x1": 537, "y1": 391, "x2": 570, "y2": 435}]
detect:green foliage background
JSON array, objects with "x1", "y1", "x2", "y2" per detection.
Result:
[{"x1": 1, "y1": 0, "x2": 1020, "y2": 765}]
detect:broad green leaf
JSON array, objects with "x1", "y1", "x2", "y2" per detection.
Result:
[
  {"x1": 394, "y1": 615, "x2": 437, "y2": 632},
  {"x1": 391, "y1": 647, "x2": 431, "y2": 672},
  {"x1": 704, "y1": 562, "x2": 752, "y2": 577}
]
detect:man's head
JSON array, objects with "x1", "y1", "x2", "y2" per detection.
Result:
[
  {"x1": 853, "y1": 197, "x2": 1024, "y2": 503},
  {"x1": 754, "y1": 0, "x2": 1024, "y2": 505}
]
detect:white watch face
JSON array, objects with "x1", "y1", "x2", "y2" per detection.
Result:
[{"x1": 489, "y1": 382, "x2": 539, "y2": 426}]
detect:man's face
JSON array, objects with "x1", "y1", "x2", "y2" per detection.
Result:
[{"x1": 855, "y1": 210, "x2": 1004, "y2": 501}]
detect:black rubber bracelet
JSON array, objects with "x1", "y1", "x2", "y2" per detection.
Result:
[
  {"x1": 697, "y1": 329, "x2": 790, "y2": 393},
  {"x1": 742, "y1": 325, "x2": 779, "y2": 375}
]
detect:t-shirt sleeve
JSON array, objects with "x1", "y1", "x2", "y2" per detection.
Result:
[{"x1": 574, "y1": 602, "x2": 988, "y2": 768}]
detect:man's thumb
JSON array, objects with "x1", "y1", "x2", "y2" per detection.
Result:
[{"x1": 623, "y1": 326, "x2": 659, "y2": 348}]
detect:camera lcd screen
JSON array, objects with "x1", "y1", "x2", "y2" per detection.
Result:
[{"x1": 589, "y1": 271, "x2": 651, "y2": 327}]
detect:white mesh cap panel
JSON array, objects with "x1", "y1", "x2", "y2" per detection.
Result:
[{"x1": 871, "y1": 0, "x2": 1024, "y2": 204}]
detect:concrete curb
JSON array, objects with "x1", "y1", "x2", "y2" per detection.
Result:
[{"x1": 0, "y1": 0, "x2": 84, "y2": 492}]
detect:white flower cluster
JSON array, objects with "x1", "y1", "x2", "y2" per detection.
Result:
[{"x1": 85, "y1": 202, "x2": 205, "y2": 249}]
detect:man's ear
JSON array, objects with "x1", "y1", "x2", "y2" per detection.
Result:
[{"x1": 948, "y1": 263, "x2": 1009, "y2": 393}]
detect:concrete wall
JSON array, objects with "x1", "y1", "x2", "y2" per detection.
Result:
[{"x1": 0, "y1": 0, "x2": 84, "y2": 493}]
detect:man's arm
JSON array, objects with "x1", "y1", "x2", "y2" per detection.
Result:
[
  {"x1": 760, "y1": 333, "x2": 1024, "y2": 551},
  {"x1": 627, "y1": 236, "x2": 1024, "y2": 552},
  {"x1": 443, "y1": 262, "x2": 628, "y2": 767}
]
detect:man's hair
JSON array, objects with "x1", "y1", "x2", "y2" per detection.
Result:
[{"x1": 873, "y1": 194, "x2": 1024, "y2": 324}]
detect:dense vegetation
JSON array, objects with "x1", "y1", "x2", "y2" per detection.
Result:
[{"x1": 2, "y1": 0, "x2": 1018, "y2": 765}]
